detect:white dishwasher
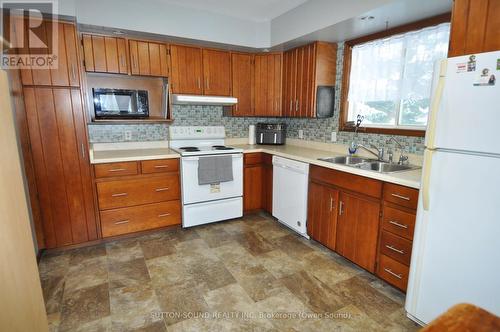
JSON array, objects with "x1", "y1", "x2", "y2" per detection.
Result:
[{"x1": 272, "y1": 156, "x2": 309, "y2": 237}]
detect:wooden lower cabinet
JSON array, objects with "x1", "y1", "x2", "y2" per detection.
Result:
[
  {"x1": 244, "y1": 164, "x2": 263, "y2": 212},
  {"x1": 336, "y1": 191, "x2": 380, "y2": 272},
  {"x1": 100, "y1": 201, "x2": 181, "y2": 237},
  {"x1": 23, "y1": 87, "x2": 97, "y2": 248},
  {"x1": 376, "y1": 183, "x2": 419, "y2": 291},
  {"x1": 307, "y1": 181, "x2": 338, "y2": 250},
  {"x1": 95, "y1": 159, "x2": 181, "y2": 237},
  {"x1": 308, "y1": 165, "x2": 381, "y2": 273},
  {"x1": 243, "y1": 153, "x2": 273, "y2": 213}
]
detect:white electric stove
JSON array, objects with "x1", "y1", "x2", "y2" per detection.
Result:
[{"x1": 169, "y1": 126, "x2": 243, "y2": 227}]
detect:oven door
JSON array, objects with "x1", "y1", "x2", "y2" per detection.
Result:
[{"x1": 181, "y1": 154, "x2": 243, "y2": 204}]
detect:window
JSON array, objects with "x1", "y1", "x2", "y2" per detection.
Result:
[{"x1": 341, "y1": 17, "x2": 451, "y2": 136}]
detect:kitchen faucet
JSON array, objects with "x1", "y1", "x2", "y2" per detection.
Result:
[
  {"x1": 389, "y1": 137, "x2": 409, "y2": 165},
  {"x1": 358, "y1": 144, "x2": 384, "y2": 161}
]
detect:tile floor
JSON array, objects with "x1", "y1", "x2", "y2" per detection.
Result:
[{"x1": 39, "y1": 213, "x2": 420, "y2": 331}]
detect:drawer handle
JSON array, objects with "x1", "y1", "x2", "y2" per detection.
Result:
[
  {"x1": 111, "y1": 193, "x2": 128, "y2": 197},
  {"x1": 154, "y1": 165, "x2": 169, "y2": 168},
  {"x1": 386, "y1": 245, "x2": 405, "y2": 255},
  {"x1": 391, "y1": 193, "x2": 410, "y2": 201},
  {"x1": 158, "y1": 213, "x2": 171, "y2": 218},
  {"x1": 155, "y1": 187, "x2": 170, "y2": 192},
  {"x1": 108, "y1": 168, "x2": 127, "y2": 172},
  {"x1": 114, "y1": 220, "x2": 130, "y2": 225},
  {"x1": 389, "y1": 220, "x2": 409, "y2": 229},
  {"x1": 384, "y1": 268, "x2": 403, "y2": 280}
]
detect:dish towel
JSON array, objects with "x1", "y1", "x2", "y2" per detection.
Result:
[{"x1": 198, "y1": 155, "x2": 234, "y2": 185}]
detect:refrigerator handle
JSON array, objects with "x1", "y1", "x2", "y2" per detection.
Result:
[
  {"x1": 422, "y1": 149, "x2": 434, "y2": 211},
  {"x1": 426, "y1": 60, "x2": 447, "y2": 149}
]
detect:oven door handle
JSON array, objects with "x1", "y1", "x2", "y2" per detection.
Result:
[{"x1": 182, "y1": 154, "x2": 243, "y2": 161}]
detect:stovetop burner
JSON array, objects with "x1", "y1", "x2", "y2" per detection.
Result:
[
  {"x1": 180, "y1": 146, "x2": 200, "y2": 152},
  {"x1": 212, "y1": 145, "x2": 234, "y2": 150}
]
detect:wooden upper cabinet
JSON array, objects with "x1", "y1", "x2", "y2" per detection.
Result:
[
  {"x1": 16, "y1": 20, "x2": 80, "y2": 87},
  {"x1": 335, "y1": 191, "x2": 380, "y2": 273},
  {"x1": 23, "y1": 87, "x2": 97, "y2": 248},
  {"x1": 282, "y1": 42, "x2": 336, "y2": 118},
  {"x1": 231, "y1": 53, "x2": 254, "y2": 116},
  {"x1": 170, "y1": 44, "x2": 203, "y2": 94},
  {"x1": 129, "y1": 40, "x2": 169, "y2": 77},
  {"x1": 449, "y1": 0, "x2": 500, "y2": 56},
  {"x1": 82, "y1": 34, "x2": 128, "y2": 74},
  {"x1": 202, "y1": 49, "x2": 231, "y2": 96},
  {"x1": 254, "y1": 53, "x2": 282, "y2": 117}
]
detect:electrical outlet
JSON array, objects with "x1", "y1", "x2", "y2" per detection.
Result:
[
  {"x1": 124, "y1": 131, "x2": 132, "y2": 141},
  {"x1": 331, "y1": 131, "x2": 337, "y2": 142},
  {"x1": 298, "y1": 129, "x2": 304, "y2": 139}
]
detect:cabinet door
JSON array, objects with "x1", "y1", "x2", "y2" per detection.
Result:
[
  {"x1": 129, "y1": 40, "x2": 169, "y2": 77},
  {"x1": 203, "y1": 49, "x2": 231, "y2": 96},
  {"x1": 336, "y1": 192, "x2": 380, "y2": 272},
  {"x1": 244, "y1": 165, "x2": 263, "y2": 212},
  {"x1": 231, "y1": 53, "x2": 254, "y2": 116},
  {"x1": 449, "y1": 0, "x2": 500, "y2": 57},
  {"x1": 282, "y1": 50, "x2": 292, "y2": 117},
  {"x1": 286, "y1": 49, "x2": 299, "y2": 117},
  {"x1": 254, "y1": 54, "x2": 268, "y2": 116},
  {"x1": 268, "y1": 54, "x2": 282, "y2": 117},
  {"x1": 82, "y1": 35, "x2": 128, "y2": 74},
  {"x1": 170, "y1": 45, "x2": 203, "y2": 94},
  {"x1": 18, "y1": 20, "x2": 80, "y2": 87},
  {"x1": 300, "y1": 43, "x2": 316, "y2": 117},
  {"x1": 307, "y1": 182, "x2": 338, "y2": 250},
  {"x1": 23, "y1": 87, "x2": 97, "y2": 248}
]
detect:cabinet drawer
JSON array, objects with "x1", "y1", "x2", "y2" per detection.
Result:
[
  {"x1": 382, "y1": 205, "x2": 416, "y2": 240},
  {"x1": 377, "y1": 254, "x2": 409, "y2": 291},
  {"x1": 100, "y1": 201, "x2": 181, "y2": 237},
  {"x1": 97, "y1": 175, "x2": 180, "y2": 210},
  {"x1": 141, "y1": 159, "x2": 179, "y2": 174},
  {"x1": 244, "y1": 152, "x2": 263, "y2": 166},
  {"x1": 94, "y1": 162, "x2": 139, "y2": 178},
  {"x1": 380, "y1": 231, "x2": 413, "y2": 266},
  {"x1": 383, "y1": 183, "x2": 419, "y2": 209}
]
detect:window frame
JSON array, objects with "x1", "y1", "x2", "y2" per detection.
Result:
[{"x1": 339, "y1": 13, "x2": 451, "y2": 137}]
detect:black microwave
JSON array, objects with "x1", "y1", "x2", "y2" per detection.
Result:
[{"x1": 93, "y1": 88, "x2": 149, "y2": 119}]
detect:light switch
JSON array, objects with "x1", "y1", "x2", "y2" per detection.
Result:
[
  {"x1": 298, "y1": 130, "x2": 304, "y2": 139},
  {"x1": 331, "y1": 132, "x2": 337, "y2": 142}
]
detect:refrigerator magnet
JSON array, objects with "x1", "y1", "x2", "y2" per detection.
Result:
[
  {"x1": 473, "y1": 68, "x2": 496, "y2": 86},
  {"x1": 497, "y1": 59, "x2": 500, "y2": 70},
  {"x1": 467, "y1": 55, "x2": 477, "y2": 72},
  {"x1": 456, "y1": 63, "x2": 467, "y2": 73}
]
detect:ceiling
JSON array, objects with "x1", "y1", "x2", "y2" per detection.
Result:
[{"x1": 158, "y1": 0, "x2": 308, "y2": 22}]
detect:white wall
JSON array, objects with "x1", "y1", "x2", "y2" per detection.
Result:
[
  {"x1": 59, "y1": 0, "x2": 269, "y2": 48},
  {"x1": 270, "y1": 0, "x2": 393, "y2": 46}
]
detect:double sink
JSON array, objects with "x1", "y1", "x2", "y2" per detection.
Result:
[{"x1": 318, "y1": 156, "x2": 420, "y2": 173}]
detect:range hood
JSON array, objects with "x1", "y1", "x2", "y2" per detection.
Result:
[{"x1": 172, "y1": 94, "x2": 238, "y2": 106}]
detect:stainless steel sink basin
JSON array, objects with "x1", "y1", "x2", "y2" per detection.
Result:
[
  {"x1": 356, "y1": 161, "x2": 420, "y2": 173},
  {"x1": 318, "y1": 156, "x2": 373, "y2": 165},
  {"x1": 318, "y1": 155, "x2": 420, "y2": 173}
]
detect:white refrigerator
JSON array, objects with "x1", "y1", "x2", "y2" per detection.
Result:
[{"x1": 405, "y1": 51, "x2": 500, "y2": 325}]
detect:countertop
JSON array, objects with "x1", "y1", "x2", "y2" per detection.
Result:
[
  {"x1": 233, "y1": 144, "x2": 422, "y2": 189},
  {"x1": 90, "y1": 148, "x2": 179, "y2": 164},
  {"x1": 89, "y1": 141, "x2": 179, "y2": 164},
  {"x1": 89, "y1": 140, "x2": 421, "y2": 189}
]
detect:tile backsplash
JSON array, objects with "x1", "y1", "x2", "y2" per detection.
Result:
[{"x1": 87, "y1": 42, "x2": 425, "y2": 154}]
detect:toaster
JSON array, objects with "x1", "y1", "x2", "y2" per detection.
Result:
[{"x1": 256, "y1": 123, "x2": 286, "y2": 145}]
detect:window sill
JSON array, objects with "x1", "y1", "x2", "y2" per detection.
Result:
[{"x1": 340, "y1": 125, "x2": 425, "y2": 137}]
